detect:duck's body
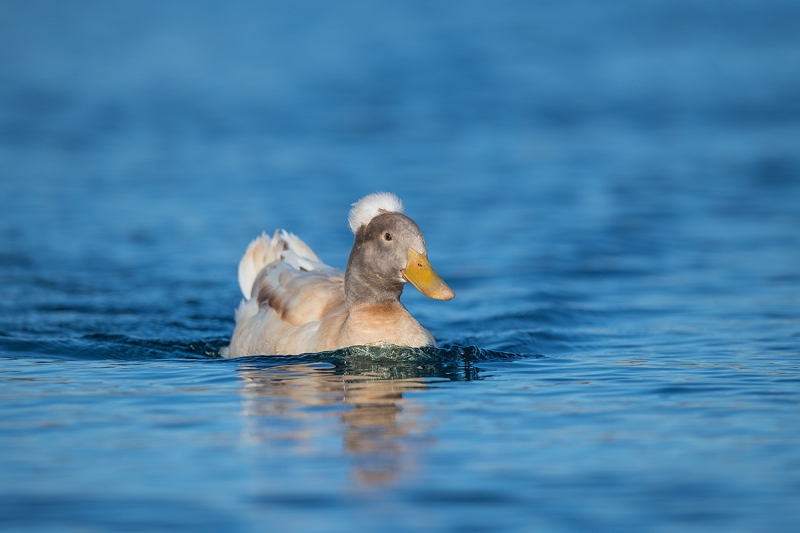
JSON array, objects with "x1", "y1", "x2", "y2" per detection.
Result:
[{"x1": 225, "y1": 193, "x2": 453, "y2": 357}]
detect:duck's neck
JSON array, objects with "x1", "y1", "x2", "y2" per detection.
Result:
[{"x1": 344, "y1": 260, "x2": 404, "y2": 309}]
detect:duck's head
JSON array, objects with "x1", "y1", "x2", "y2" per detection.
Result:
[{"x1": 345, "y1": 193, "x2": 455, "y2": 307}]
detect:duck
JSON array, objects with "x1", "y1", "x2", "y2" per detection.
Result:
[{"x1": 224, "y1": 192, "x2": 455, "y2": 357}]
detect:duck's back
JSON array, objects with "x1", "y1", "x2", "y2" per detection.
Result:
[{"x1": 226, "y1": 231, "x2": 349, "y2": 356}]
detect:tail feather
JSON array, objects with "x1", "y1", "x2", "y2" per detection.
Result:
[
  {"x1": 237, "y1": 231, "x2": 282, "y2": 298},
  {"x1": 279, "y1": 230, "x2": 320, "y2": 263},
  {"x1": 237, "y1": 229, "x2": 323, "y2": 299}
]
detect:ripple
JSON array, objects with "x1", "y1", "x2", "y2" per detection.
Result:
[{"x1": 229, "y1": 344, "x2": 538, "y2": 381}]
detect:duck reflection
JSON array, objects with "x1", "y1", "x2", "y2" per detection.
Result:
[{"x1": 236, "y1": 348, "x2": 478, "y2": 485}]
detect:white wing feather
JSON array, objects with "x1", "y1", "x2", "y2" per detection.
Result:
[{"x1": 237, "y1": 229, "x2": 324, "y2": 299}]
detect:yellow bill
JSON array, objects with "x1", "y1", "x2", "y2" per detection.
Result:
[{"x1": 402, "y1": 249, "x2": 455, "y2": 300}]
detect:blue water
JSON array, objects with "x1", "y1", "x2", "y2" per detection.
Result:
[{"x1": 2, "y1": 1, "x2": 800, "y2": 531}]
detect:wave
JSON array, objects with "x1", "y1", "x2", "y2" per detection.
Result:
[{"x1": 0, "y1": 335, "x2": 539, "y2": 381}]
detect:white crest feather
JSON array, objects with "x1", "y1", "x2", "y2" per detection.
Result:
[{"x1": 348, "y1": 192, "x2": 404, "y2": 233}]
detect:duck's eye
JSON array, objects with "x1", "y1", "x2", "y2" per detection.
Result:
[{"x1": 384, "y1": 233, "x2": 392, "y2": 241}]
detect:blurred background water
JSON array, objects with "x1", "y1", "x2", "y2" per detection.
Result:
[{"x1": 1, "y1": 1, "x2": 799, "y2": 531}]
